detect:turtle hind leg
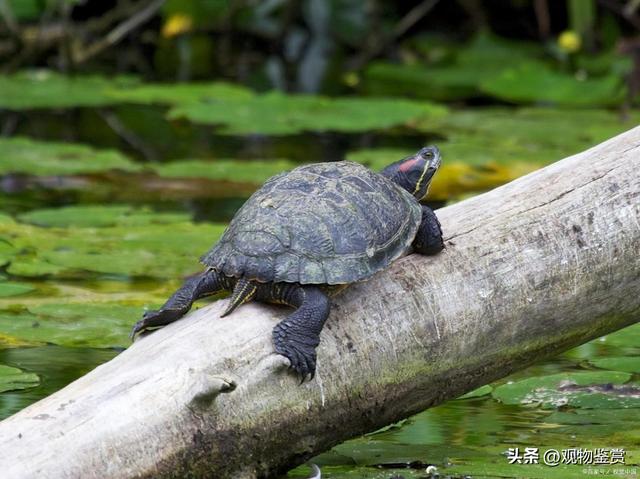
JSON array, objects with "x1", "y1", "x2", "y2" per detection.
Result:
[
  {"x1": 268, "y1": 285, "x2": 331, "y2": 381},
  {"x1": 413, "y1": 205, "x2": 444, "y2": 255},
  {"x1": 130, "y1": 269, "x2": 227, "y2": 339}
]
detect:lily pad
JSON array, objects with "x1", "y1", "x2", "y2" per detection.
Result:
[
  {"x1": 480, "y1": 61, "x2": 624, "y2": 107},
  {"x1": 168, "y1": 92, "x2": 446, "y2": 135},
  {"x1": 0, "y1": 282, "x2": 35, "y2": 298},
  {"x1": 18, "y1": 205, "x2": 191, "y2": 228},
  {"x1": 363, "y1": 61, "x2": 481, "y2": 101},
  {"x1": 590, "y1": 357, "x2": 640, "y2": 374},
  {"x1": 598, "y1": 323, "x2": 640, "y2": 350},
  {"x1": 363, "y1": 33, "x2": 544, "y2": 102},
  {"x1": 6, "y1": 259, "x2": 65, "y2": 277},
  {"x1": 426, "y1": 108, "x2": 640, "y2": 160},
  {"x1": 39, "y1": 249, "x2": 188, "y2": 278},
  {"x1": 0, "y1": 333, "x2": 37, "y2": 349},
  {"x1": 0, "y1": 137, "x2": 141, "y2": 176},
  {"x1": 364, "y1": 33, "x2": 625, "y2": 108},
  {"x1": 0, "y1": 240, "x2": 15, "y2": 266},
  {"x1": 0, "y1": 364, "x2": 39, "y2": 393},
  {"x1": 394, "y1": 107, "x2": 640, "y2": 200},
  {"x1": 106, "y1": 82, "x2": 254, "y2": 105},
  {"x1": 458, "y1": 384, "x2": 493, "y2": 399},
  {"x1": 152, "y1": 158, "x2": 299, "y2": 183},
  {"x1": 0, "y1": 70, "x2": 138, "y2": 110},
  {"x1": 1, "y1": 220, "x2": 226, "y2": 278},
  {"x1": 0, "y1": 304, "x2": 139, "y2": 348},
  {"x1": 455, "y1": 32, "x2": 542, "y2": 70},
  {"x1": 492, "y1": 371, "x2": 634, "y2": 409}
]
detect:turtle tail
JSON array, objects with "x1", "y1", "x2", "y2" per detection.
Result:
[{"x1": 221, "y1": 278, "x2": 257, "y2": 317}]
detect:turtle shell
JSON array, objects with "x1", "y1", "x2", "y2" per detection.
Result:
[{"x1": 202, "y1": 161, "x2": 422, "y2": 284}]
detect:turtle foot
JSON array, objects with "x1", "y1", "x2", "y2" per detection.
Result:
[
  {"x1": 129, "y1": 309, "x2": 184, "y2": 340},
  {"x1": 275, "y1": 341, "x2": 317, "y2": 383}
]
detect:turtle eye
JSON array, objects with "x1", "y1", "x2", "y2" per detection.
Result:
[{"x1": 419, "y1": 146, "x2": 438, "y2": 160}]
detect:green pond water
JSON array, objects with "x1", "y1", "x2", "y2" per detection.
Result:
[{"x1": 0, "y1": 80, "x2": 639, "y2": 478}]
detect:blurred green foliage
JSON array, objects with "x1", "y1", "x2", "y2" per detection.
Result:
[{"x1": 0, "y1": 0, "x2": 637, "y2": 104}]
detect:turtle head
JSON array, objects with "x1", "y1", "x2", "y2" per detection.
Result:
[{"x1": 380, "y1": 146, "x2": 441, "y2": 200}]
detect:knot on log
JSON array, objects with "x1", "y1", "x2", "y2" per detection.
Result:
[{"x1": 188, "y1": 372, "x2": 237, "y2": 408}]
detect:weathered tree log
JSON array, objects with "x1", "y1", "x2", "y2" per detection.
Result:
[{"x1": 1, "y1": 127, "x2": 639, "y2": 479}]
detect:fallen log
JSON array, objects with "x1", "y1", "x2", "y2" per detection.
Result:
[{"x1": 1, "y1": 127, "x2": 639, "y2": 479}]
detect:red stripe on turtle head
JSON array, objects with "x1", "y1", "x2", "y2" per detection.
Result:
[{"x1": 398, "y1": 157, "x2": 420, "y2": 173}]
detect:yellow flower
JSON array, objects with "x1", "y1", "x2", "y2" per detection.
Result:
[
  {"x1": 558, "y1": 30, "x2": 581, "y2": 54},
  {"x1": 342, "y1": 71, "x2": 360, "y2": 87},
  {"x1": 162, "y1": 13, "x2": 194, "y2": 39}
]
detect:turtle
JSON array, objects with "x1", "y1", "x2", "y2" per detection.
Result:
[{"x1": 130, "y1": 146, "x2": 444, "y2": 380}]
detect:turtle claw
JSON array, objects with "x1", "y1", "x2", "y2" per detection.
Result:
[
  {"x1": 276, "y1": 343, "x2": 317, "y2": 383},
  {"x1": 129, "y1": 309, "x2": 161, "y2": 340},
  {"x1": 130, "y1": 308, "x2": 183, "y2": 341},
  {"x1": 129, "y1": 317, "x2": 148, "y2": 340}
]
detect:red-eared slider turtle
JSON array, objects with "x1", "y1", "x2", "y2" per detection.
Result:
[{"x1": 131, "y1": 147, "x2": 444, "y2": 379}]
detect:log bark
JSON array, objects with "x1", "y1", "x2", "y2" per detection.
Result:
[{"x1": 1, "y1": 127, "x2": 639, "y2": 479}]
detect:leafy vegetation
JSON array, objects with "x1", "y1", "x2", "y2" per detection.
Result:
[
  {"x1": 0, "y1": 208, "x2": 225, "y2": 278},
  {"x1": 600, "y1": 323, "x2": 640, "y2": 350},
  {"x1": 590, "y1": 356, "x2": 640, "y2": 373},
  {"x1": 363, "y1": 34, "x2": 544, "y2": 102},
  {"x1": 363, "y1": 33, "x2": 628, "y2": 107},
  {"x1": 152, "y1": 159, "x2": 299, "y2": 183},
  {"x1": 106, "y1": 81, "x2": 254, "y2": 105},
  {"x1": 0, "y1": 106, "x2": 635, "y2": 206},
  {"x1": 0, "y1": 304, "x2": 139, "y2": 348},
  {"x1": 0, "y1": 137, "x2": 140, "y2": 176},
  {"x1": 480, "y1": 61, "x2": 624, "y2": 106},
  {"x1": 457, "y1": 384, "x2": 493, "y2": 399},
  {"x1": 0, "y1": 281, "x2": 35, "y2": 298},
  {"x1": 168, "y1": 93, "x2": 447, "y2": 135},
  {"x1": 18, "y1": 205, "x2": 191, "y2": 228},
  {"x1": 0, "y1": 364, "x2": 39, "y2": 393},
  {"x1": 0, "y1": 71, "x2": 139, "y2": 110}
]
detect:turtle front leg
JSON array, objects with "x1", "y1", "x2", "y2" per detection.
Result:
[
  {"x1": 131, "y1": 269, "x2": 228, "y2": 339},
  {"x1": 412, "y1": 205, "x2": 444, "y2": 255},
  {"x1": 262, "y1": 284, "x2": 330, "y2": 381}
]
